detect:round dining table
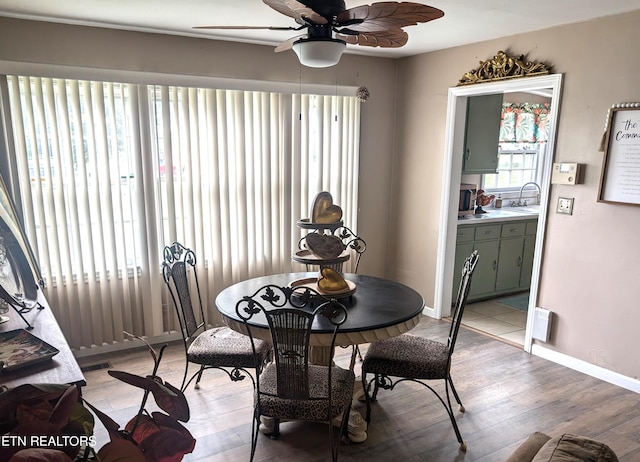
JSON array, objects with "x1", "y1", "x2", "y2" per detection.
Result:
[
  {"x1": 215, "y1": 272, "x2": 425, "y2": 356},
  {"x1": 215, "y1": 272, "x2": 425, "y2": 443}
]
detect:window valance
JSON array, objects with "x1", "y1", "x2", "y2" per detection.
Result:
[{"x1": 500, "y1": 102, "x2": 551, "y2": 143}]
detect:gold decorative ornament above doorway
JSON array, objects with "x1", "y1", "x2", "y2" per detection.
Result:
[{"x1": 457, "y1": 50, "x2": 553, "y2": 86}]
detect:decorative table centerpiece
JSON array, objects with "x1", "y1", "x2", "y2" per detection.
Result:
[{"x1": 291, "y1": 192, "x2": 364, "y2": 297}]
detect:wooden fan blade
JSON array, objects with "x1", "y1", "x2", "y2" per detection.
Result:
[
  {"x1": 336, "y1": 28, "x2": 408, "y2": 48},
  {"x1": 274, "y1": 35, "x2": 302, "y2": 52},
  {"x1": 263, "y1": 0, "x2": 328, "y2": 25},
  {"x1": 336, "y1": 2, "x2": 444, "y2": 32}
]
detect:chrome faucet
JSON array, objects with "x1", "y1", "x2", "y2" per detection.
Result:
[{"x1": 517, "y1": 182, "x2": 541, "y2": 206}]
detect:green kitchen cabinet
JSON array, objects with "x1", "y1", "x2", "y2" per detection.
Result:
[
  {"x1": 469, "y1": 240, "x2": 500, "y2": 299},
  {"x1": 462, "y1": 94, "x2": 503, "y2": 174},
  {"x1": 453, "y1": 218, "x2": 537, "y2": 302},
  {"x1": 495, "y1": 237, "x2": 525, "y2": 292},
  {"x1": 495, "y1": 221, "x2": 526, "y2": 292}
]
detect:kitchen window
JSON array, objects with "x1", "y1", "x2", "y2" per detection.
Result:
[{"x1": 482, "y1": 143, "x2": 543, "y2": 193}]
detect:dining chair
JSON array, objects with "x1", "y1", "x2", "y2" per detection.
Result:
[
  {"x1": 360, "y1": 250, "x2": 479, "y2": 452},
  {"x1": 162, "y1": 242, "x2": 271, "y2": 392},
  {"x1": 236, "y1": 285, "x2": 355, "y2": 462}
]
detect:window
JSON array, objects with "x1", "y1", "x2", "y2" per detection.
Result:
[
  {"x1": 482, "y1": 143, "x2": 542, "y2": 192},
  {"x1": 483, "y1": 101, "x2": 551, "y2": 194},
  {"x1": 1, "y1": 75, "x2": 361, "y2": 349}
]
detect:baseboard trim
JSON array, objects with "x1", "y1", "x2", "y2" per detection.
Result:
[
  {"x1": 531, "y1": 344, "x2": 640, "y2": 393},
  {"x1": 72, "y1": 332, "x2": 183, "y2": 358},
  {"x1": 422, "y1": 305, "x2": 436, "y2": 317}
]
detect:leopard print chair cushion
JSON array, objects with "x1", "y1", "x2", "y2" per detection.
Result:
[
  {"x1": 257, "y1": 363, "x2": 355, "y2": 421},
  {"x1": 188, "y1": 326, "x2": 270, "y2": 369},
  {"x1": 363, "y1": 334, "x2": 449, "y2": 380}
]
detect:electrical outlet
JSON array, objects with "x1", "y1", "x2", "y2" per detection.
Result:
[{"x1": 557, "y1": 197, "x2": 574, "y2": 215}]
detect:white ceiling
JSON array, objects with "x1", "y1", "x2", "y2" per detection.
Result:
[{"x1": 2, "y1": 0, "x2": 640, "y2": 58}]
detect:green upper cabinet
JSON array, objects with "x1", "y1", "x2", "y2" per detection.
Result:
[{"x1": 462, "y1": 94, "x2": 503, "y2": 174}]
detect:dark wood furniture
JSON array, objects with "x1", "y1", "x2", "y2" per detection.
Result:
[
  {"x1": 216, "y1": 272, "x2": 425, "y2": 354},
  {"x1": 216, "y1": 272, "x2": 424, "y2": 442},
  {"x1": 0, "y1": 289, "x2": 85, "y2": 389},
  {"x1": 216, "y1": 272, "x2": 425, "y2": 443}
]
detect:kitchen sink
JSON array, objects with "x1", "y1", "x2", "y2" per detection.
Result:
[{"x1": 511, "y1": 205, "x2": 541, "y2": 214}]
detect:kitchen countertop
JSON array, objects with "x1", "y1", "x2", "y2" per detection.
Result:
[{"x1": 458, "y1": 205, "x2": 540, "y2": 224}]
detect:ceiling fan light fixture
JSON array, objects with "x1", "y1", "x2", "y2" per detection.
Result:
[{"x1": 292, "y1": 38, "x2": 346, "y2": 68}]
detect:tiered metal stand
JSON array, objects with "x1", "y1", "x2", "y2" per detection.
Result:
[{"x1": 292, "y1": 218, "x2": 366, "y2": 283}]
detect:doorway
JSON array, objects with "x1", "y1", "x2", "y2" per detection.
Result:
[
  {"x1": 433, "y1": 74, "x2": 563, "y2": 353},
  {"x1": 459, "y1": 97, "x2": 549, "y2": 346}
]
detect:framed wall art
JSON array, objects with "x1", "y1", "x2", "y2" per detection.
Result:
[{"x1": 598, "y1": 104, "x2": 640, "y2": 205}]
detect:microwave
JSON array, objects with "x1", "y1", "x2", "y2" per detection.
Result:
[{"x1": 458, "y1": 183, "x2": 477, "y2": 217}]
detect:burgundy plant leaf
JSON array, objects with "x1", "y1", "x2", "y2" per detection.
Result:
[
  {"x1": 1, "y1": 383, "x2": 69, "y2": 406},
  {"x1": 96, "y1": 439, "x2": 146, "y2": 462},
  {"x1": 138, "y1": 427, "x2": 196, "y2": 462},
  {"x1": 82, "y1": 399, "x2": 122, "y2": 440},
  {"x1": 2, "y1": 384, "x2": 69, "y2": 427},
  {"x1": 108, "y1": 371, "x2": 170, "y2": 398},
  {"x1": 15, "y1": 401, "x2": 53, "y2": 426},
  {"x1": 108, "y1": 370, "x2": 160, "y2": 391},
  {"x1": 0, "y1": 420, "x2": 62, "y2": 462},
  {"x1": 8, "y1": 448, "x2": 73, "y2": 462},
  {"x1": 48, "y1": 385, "x2": 78, "y2": 430},
  {"x1": 125, "y1": 414, "x2": 160, "y2": 445},
  {"x1": 150, "y1": 412, "x2": 195, "y2": 447},
  {"x1": 109, "y1": 371, "x2": 189, "y2": 422},
  {"x1": 125, "y1": 413, "x2": 195, "y2": 460},
  {"x1": 152, "y1": 381, "x2": 190, "y2": 422},
  {"x1": 6, "y1": 419, "x2": 60, "y2": 437}
]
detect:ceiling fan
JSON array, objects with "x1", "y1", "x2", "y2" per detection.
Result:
[{"x1": 195, "y1": 0, "x2": 444, "y2": 68}]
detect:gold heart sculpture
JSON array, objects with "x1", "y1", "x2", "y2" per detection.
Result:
[
  {"x1": 305, "y1": 233, "x2": 344, "y2": 259},
  {"x1": 318, "y1": 267, "x2": 349, "y2": 293},
  {"x1": 311, "y1": 191, "x2": 343, "y2": 224}
]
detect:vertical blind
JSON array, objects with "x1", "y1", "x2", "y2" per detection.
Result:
[{"x1": 1, "y1": 75, "x2": 361, "y2": 350}]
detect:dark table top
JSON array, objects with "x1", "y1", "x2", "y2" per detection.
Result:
[
  {"x1": 215, "y1": 272, "x2": 425, "y2": 345},
  {"x1": 0, "y1": 289, "x2": 85, "y2": 389}
]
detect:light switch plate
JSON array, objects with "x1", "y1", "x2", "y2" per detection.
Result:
[{"x1": 557, "y1": 197, "x2": 574, "y2": 215}]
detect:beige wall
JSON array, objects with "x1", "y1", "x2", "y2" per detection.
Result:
[
  {"x1": 392, "y1": 11, "x2": 640, "y2": 380},
  {"x1": 0, "y1": 17, "x2": 398, "y2": 277}
]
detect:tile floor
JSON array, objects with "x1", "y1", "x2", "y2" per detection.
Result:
[{"x1": 461, "y1": 297, "x2": 528, "y2": 346}]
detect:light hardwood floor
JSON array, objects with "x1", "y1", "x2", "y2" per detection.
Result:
[{"x1": 78, "y1": 316, "x2": 640, "y2": 461}]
